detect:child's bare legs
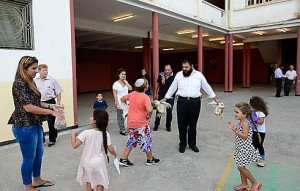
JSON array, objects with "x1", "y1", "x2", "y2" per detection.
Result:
[
  {"x1": 234, "y1": 167, "x2": 249, "y2": 190},
  {"x1": 146, "y1": 150, "x2": 153, "y2": 160},
  {"x1": 86, "y1": 182, "x2": 92, "y2": 191},
  {"x1": 121, "y1": 147, "x2": 132, "y2": 159},
  {"x1": 96, "y1": 185, "x2": 104, "y2": 191},
  {"x1": 238, "y1": 166, "x2": 261, "y2": 190}
]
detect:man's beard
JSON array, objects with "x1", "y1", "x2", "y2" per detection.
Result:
[{"x1": 183, "y1": 68, "x2": 193, "y2": 77}]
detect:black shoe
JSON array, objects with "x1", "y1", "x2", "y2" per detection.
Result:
[
  {"x1": 166, "y1": 127, "x2": 171, "y2": 132},
  {"x1": 190, "y1": 145, "x2": 199, "y2": 153},
  {"x1": 48, "y1": 142, "x2": 56, "y2": 147},
  {"x1": 119, "y1": 158, "x2": 134, "y2": 167},
  {"x1": 146, "y1": 157, "x2": 160, "y2": 166},
  {"x1": 179, "y1": 146, "x2": 185, "y2": 153},
  {"x1": 153, "y1": 125, "x2": 158, "y2": 131},
  {"x1": 119, "y1": 131, "x2": 126, "y2": 136}
]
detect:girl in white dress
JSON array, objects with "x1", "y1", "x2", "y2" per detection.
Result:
[{"x1": 71, "y1": 108, "x2": 117, "y2": 191}]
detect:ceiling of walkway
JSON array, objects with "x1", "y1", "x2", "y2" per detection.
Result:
[{"x1": 74, "y1": 0, "x2": 298, "y2": 52}]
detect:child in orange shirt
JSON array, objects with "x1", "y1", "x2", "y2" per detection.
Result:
[{"x1": 119, "y1": 79, "x2": 160, "y2": 166}]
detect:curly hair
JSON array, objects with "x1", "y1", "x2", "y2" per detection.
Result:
[
  {"x1": 93, "y1": 108, "x2": 110, "y2": 162},
  {"x1": 249, "y1": 96, "x2": 269, "y2": 116}
]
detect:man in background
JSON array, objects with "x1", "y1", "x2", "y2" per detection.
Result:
[
  {"x1": 284, "y1": 65, "x2": 297, "y2": 96},
  {"x1": 274, "y1": 65, "x2": 285, "y2": 97},
  {"x1": 153, "y1": 64, "x2": 175, "y2": 132},
  {"x1": 35, "y1": 64, "x2": 63, "y2": 147}
]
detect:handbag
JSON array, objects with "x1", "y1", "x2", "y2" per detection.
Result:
[{"x1": 249, "y1": 113, "x2": 262, "y2": 144}]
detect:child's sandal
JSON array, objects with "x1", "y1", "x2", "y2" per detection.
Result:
[
  {"x1": 233, "y1": 185, "x2": 249, "y2": 191},
  {"x1": 249, "y1": 182, "x2": 262, "y2": 191}
]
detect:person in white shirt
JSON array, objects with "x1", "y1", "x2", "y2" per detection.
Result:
[
  {"x1": 162, "y1": 59, "x2": 220, "y2": 153},
  {"x1": 274, "y1": 65, "x2": 285, "y2": 97},
  {"x1": 284, "y1": 65, "x2": 297, "y2": 96},
  {"x1": 112, "y1": 68, "x2": 132, "y2": 135},
  {"x1": 249, "y1": 96, "x2": 269, "y2": 167},
  {"x1": 35, "y1": 64, "x2": 63, "y2": 147}
]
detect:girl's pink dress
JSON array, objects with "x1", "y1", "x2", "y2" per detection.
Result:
[{"x1": 77, "y1": 129, "x2": 111, "y2": 189}]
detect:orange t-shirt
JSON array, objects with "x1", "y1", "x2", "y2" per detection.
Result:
[{"x1": 123, "y1": 91, "x2": 151, "y2": 128}]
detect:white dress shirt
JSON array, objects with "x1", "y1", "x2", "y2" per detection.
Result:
[
  {"x1": 274, "y1": 68, "x2": 284, "y2": 78},
  {"x1": 165, "y1": 69, "x2": 216, "y2": 99},
  {"x1": 34, "y1": 75, "x2": 63, "y2": 101},
  {"x1": 285, "y1": 70, "x2": 297, "y2": 80}
]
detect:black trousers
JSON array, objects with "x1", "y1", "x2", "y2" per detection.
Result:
[
  {"x1": 177, "y1": 96, "x2": 201, "y2": 147},
  {"x1": 43, "y1": 98, "x2": 57, "y2": 142},
  {"x1": 154, "y1": 98, "x2": 174, "y2": 128},
  {"x1": 252, "y1": 132, "x2": 266, "y2": 156},
  {"x1": 284, "y1": 79, "x2": 293, "y2": 96},
  {"x1": 275, "y1": 78, "x2": 282, "y2": 97}
]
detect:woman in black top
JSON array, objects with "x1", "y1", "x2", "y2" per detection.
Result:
[
  {"x1": 140, "y1": 69, "x2": 151, "y2": 96},
  {"x1": 8, "y1": 56, "x2": 63, "y2": 191}
]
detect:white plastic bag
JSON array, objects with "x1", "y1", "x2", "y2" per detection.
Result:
[{"x1": 52, "y1": 104, "x2": 67, "y2": 129}]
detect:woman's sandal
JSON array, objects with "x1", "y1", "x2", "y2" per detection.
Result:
[{"x1": 233, "y1": 184, "x2": 249, "y2": 191}]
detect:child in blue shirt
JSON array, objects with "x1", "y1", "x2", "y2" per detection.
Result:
[{"x1": 93, "y1": 93, "x2": 110, "y2": 112}]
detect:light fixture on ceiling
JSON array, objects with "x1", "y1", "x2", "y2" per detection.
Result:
[
  {"x1": 209, "y1": 37, "x2": 225, "y2": 41},
  {"x1": 113, "y1": 14, "x2": 134, "y2": 22},
  {"x1": 134, "y1": 46, "x2": 143, "y2": 49},
  {"x1": 279, "y1": 28, "x2": 287, "y2": 33},
  {"x1": 254, "y1": 31, "x2": 263, "y2": 35},
  {"x1": 191, "y1": 34, "x2": 209, "y2": 38},
  {"x1": 220, "y1": 40, "x2": 235, "y2": 44},
  {"x1": 176, "y1": 30, "x2": 196, "y2": 35},
  {"x1": 233, "y1": 42, "x2": 244, "y2": 46},
  {"x1": 163, "y1": 48, "x2": 174, "y2": 51}
]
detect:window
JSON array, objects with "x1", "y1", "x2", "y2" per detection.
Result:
[
  {"x1": 0, "y1": 0, "x2": 34, "y2": 49},
  {"x1": 247, "y1": 0, "x2": 276, "y2": 6}
]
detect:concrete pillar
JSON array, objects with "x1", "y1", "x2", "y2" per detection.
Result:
[
  {"x1": 224, "y1": 34, "x2": 229, "y2": 92},
  {"x1": 246, "y1": 43, "x2": 251, "y2": 88},
  {"x1": 69, "y1": 0, "x2": 78, "y2": 126},
  {"x1": 242, "y1": 43, "x2": 247, "y2": 88},
  {"x1": 197, "y1": 26, "x2": 203, "y2": 72},
  {"x1": 228, "y1": 34, "x2": 233, "y2": 92},
  {"x1": 296, "y1": 26, "x2": 300, "y2": 95},
  {"x1": 142, "y1": 36, "x2": 150, "y2": 74},
  {"x1": 152, "y1": 12, "x2": 159, "y2": 88}
]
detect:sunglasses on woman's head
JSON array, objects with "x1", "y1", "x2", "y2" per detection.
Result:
[{"x1": 24, "y1": 56, "x2": 38, "y2": 64}]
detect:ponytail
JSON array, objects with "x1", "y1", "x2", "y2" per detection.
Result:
[
  {"x1": 93, "y1": 108, "x2": 109, "y2": 162},
  {"x1": 102, "y1": 130, "x2": 109, "y2": 163}
]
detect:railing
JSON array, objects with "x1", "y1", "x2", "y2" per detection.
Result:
[{"x1": 202, "y1": 1, "x2": 225, "y2": 26}]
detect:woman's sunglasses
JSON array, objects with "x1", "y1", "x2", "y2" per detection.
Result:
[{"x1": 24, "y1": 56, "x2": 38, "y2": 64}]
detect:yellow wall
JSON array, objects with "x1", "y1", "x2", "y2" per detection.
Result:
[{"x1": 0, "y1": 79, "x2": 75, "y2": 143}]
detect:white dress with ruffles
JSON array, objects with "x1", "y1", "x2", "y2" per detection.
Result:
[{"x1": 77, "y1": 129, "x2": 111, "y2": 189}]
